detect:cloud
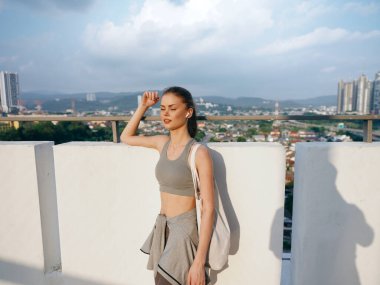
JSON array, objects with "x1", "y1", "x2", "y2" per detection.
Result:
[
  {"x1": 3, "y1": 0, "x2": 379, "y2": 98},
  {"x1": 255, "y1": 27, "x2": 380, "y2": 55},
  {"x1": 321, "y1": 66, "x2": 336, "y2": 73},
  {"x1": 11, "y1": 0, "x2": 96, "y2": 12},
  {"x1": 295, "y1": 1, "x2": 333, "y2": 19},
  {"x1": 343, "y1": 2, "x2": 380, "y2": 15},
  {"x1": 83, "y1": 0, "x2": 274, "y2": 61},
  {"x1": 348, "y1": 30, "x2": 380, "y2": 40},
  {"x1": 80, "y1": 0, "x2": 277, "y2": 95}
]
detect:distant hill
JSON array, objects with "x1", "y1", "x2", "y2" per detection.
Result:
[
  {"x1": 286, "y1": 95, "x2": 337, "y2": 107},
  {"x1": 20, "y1": 91, "x2": 140, "y2": 100},
  {"x1": 19, "y1": 91, "x2": 336, "y2": 112},
  {"x1": 200, "y1": 96, "x2": 278, "y2": 108},
  {"x1": 20, "y1": 91, "x2": 141, "y2": 112},
  {"x1": 200, "y1": 95, "x2": 336, "y2": 108}
]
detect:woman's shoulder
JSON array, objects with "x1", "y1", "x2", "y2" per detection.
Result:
[
  {"x1": 194, "y1": 143, "x2": 212, "y2": 161},
  {"x1": 155, "y1": 135, "x2": 170, "y2": 153},
  {"x1": 193, "y1": 143, "x2": 214, "y2": 175}
]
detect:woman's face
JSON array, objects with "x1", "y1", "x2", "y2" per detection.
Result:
[{"x1": 160, "y1": 92, "x2": 191, "y2": 130}]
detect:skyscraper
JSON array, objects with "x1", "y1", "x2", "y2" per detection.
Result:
[
  {"x1": 337, "y1": 80, "x2": 345, "y2": 114},
  {"x1": 137, "y1": 95, "x2": 142, "y2": 107},
  {"x1": 0, "y1": 71, "x2": 20, "y2": 113},
  {"x1": 373, "y1": 72, "x2": 380, "y2": 114},
  {"x1": 343, "y1": 81, "x2": 354, "y2": 112},
  {"x1": 355, "y1": 74, "x2": 372, "y2": 115}
]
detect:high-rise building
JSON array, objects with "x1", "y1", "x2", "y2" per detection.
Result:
[
  {"x1": 86, "y1": 93, "x2": 97, "y2": 102},
  {"x1": 373, "y1": 72, "x2": 380, "y2": 114},
  {"x1": 355, "y1": 74, "x2": 372, "y2": 114},
  {"x1": 343, "y1": 81, "x2": 354, "y2": 112},
  {"x1": 337, "y1": 80, "x2": 345, "y2": 114},
  {"x1": 274, "y1": 101, "x2": 280, "y2": 115},
  {"x1": 137, "y1": 95, "x2": 142, "y2": 107},
  {"x1": 0, "y1": 71, "x2": 20, "y2": 113}
]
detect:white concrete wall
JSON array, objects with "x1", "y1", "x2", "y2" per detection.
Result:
[
  {"x1": 53, "y1": 141, "x2": 285, "y2": 285},
  {"x1": 291, "y1": 142, "x2": 380, "y2": 285},
  {"x1": 3, "y1": 140, "x2": 380, "y2": 285},
  {"x1": 0, "y1": 141, "x2": 61, "y2": 285}
]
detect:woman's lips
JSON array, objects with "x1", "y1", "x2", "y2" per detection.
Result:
[{"x1": 164, "y1": 119, "x2": 171, "y2": 124}]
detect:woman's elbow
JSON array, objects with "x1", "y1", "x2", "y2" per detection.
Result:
[
  {"x1": 120, "y1": 135, "x2": 132, "y2": 145},
  {"x1": 202, "y1": 204, "x2": 215, "y2": 216}
]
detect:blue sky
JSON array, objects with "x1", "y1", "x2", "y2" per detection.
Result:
[{"x1": 0, "y1": 0, "x2": 379, "y2": 99}]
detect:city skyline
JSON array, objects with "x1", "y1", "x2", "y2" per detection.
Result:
[
  {"x1": 0, "y1": 0, "x2": 379, "y2": 99},
  {"x1": 337, "y1": 71, "x2": 380, "y2": 114}
]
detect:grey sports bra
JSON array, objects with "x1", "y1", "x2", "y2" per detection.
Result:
[{"x1": 155, "y1": 138, "x2": 196, "y2": 197}]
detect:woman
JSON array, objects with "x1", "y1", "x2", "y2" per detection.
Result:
[{"x1": 120, "y1": 86, "x2": 214, "y2": 285}]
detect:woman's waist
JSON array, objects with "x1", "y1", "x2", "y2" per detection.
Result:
[{"x1": 160, "y1": 192, "x2": 196, "y2": 218}]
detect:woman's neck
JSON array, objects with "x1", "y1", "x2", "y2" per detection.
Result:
[{"x1": 169, "y1": 131, "x2": 192, "y2": 146}]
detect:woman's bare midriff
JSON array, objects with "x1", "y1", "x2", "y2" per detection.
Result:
[{"x1": 160, "y1": 192, "x2": 196, "y2": 218}]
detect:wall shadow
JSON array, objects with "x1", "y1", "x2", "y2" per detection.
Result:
[
  {"x1": 206, "y1": 148, "x2": 240, "y2": 284},
  {"x1": 0, "y1": 258, "x2": 119, "y2": 285},
  {"x1": 270, "y1": 206, "x2": 286, "y2": 259},
  {"x1": 318, "y1": 146, "x2": 374, "y2": 284},
  {"x1": 291, "y1": 143, "x2": 375, "y2": 285},
  {"x1": 268, "y1": 145, "x2": 287, "y2": 284}
]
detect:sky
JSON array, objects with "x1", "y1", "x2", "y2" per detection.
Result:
[{"x1": 0, "y1": 0, "x2": 379, "y2": 99}]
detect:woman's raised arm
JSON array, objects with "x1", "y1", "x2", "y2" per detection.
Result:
[{"x1": 120, "y1": 91, "x2": 167, "y2": 150}]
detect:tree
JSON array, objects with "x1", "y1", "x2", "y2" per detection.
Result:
[
  {"x1": 336, "y1": 130, "x2": 345, "y2": 135},
  {"x1": 20, "y1": 121, "x2": 56, "y2": 141},
  {"x1": 0, "y1": 127, "x2": 20, "y2": 140},
  {"x1": 0, "y1": 121, "x2": 110, "y2": 144},
  {"x1": 259, "y1": 121, "x2": 273, "y2": 133},
  {"x1": 209, "y1": 136, "x2": 220, "y2": 142},
  {"x1": 195, "y1": 130, "x2": 205, "y2": 142},
  {"x1": 246, "y1": 128, "x2": 257, "y2": 137},
  {"x1": 307, "y1": 126, "x2": 325, "y2": 136}
]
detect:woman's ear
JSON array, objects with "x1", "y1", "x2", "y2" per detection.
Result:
[{"x1": 187, "y1": 108, "x2": 194, "y2": 118}]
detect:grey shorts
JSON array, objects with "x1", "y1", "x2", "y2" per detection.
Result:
[{"x1": 140, "y1": 207, "x2": 210, "y2": 285}]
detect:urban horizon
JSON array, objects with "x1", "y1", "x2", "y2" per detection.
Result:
[{"x1": 1, "y1": 69, "x2": 380, "y2": 115}]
